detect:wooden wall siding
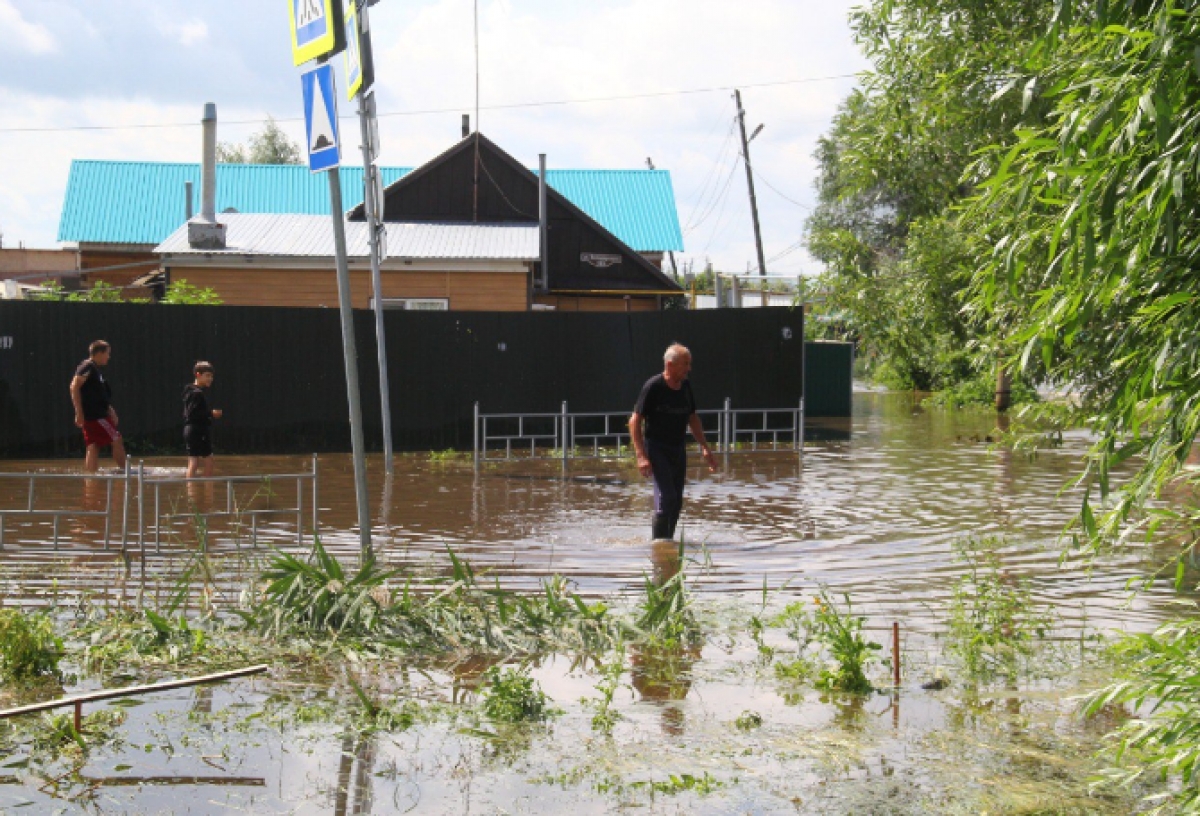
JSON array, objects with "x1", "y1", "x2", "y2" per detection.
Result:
[
  {"x1": 533, "y1": 294, "x2": 658, "y2": 312},
  {"x1": 168, "y1": 266, "x2": 529, "y2": 311},
  {"x1": 79, "y1": 249, "x2": 161, "y2": 296}
]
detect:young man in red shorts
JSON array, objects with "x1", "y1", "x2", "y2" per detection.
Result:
[{"x1": 69, "y1": 340, "x2": 127, "y2": 473}]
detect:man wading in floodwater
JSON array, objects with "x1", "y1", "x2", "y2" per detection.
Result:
[
  {"x1": 630, "y1": 343, "x2": 717, "y2": 540},
  {"x1": 69, "y1": 340, "x2": 127, "y2": 473}
]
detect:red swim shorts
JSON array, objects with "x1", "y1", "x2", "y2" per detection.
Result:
[{"x1": 82, "y1": 418, "x2": 121, "y2": 448}]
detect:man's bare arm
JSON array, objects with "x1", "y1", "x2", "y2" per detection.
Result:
[
  {"x1": 69, "y1": 375, "x2": 87, "y2": 427},
  {"x1": 689, "y1": 414, "x2": 717, "y2": 472},
  {"x1": 630, "y1": 413, "x2": 652, "y2": 478}
]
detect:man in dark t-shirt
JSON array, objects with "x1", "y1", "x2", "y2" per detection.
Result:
[
  {"x1": 183, "y1": 361, "x2": 223, "y2": 479},
  {"x1": 69, "y1": 339, "x2": 126, "y2": 473},
  {"x1": 630, "y1": 343, "x2": 716, "y2": 540}
]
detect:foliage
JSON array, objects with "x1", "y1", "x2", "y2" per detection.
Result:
[
  {"x1": 250, "y1": 537, "x2": 397, "y2": 638},
  {"x1": 24, "y1": 278, "x2": 221, "y2": 305},
  {"x1": 0, "y1": 609, "x2": 62, "y2": 680},
  {"x1": 944, "y1": 538, "x2": 1054, "y2": 680},
  {"x1": 241, "y1": 539, "x2": 620, "y2": 656},
  {"x1": 30, "y1": 281, "x2": 129, "y2": 303},
  {"x1": 966, "y1": 0, "x2": 1200, "y2": 547},
  {"x1": 772, "y1": 591, "x2": 881, "y2": 694},
  {"x1": 924, "y1": 370, "x2": 1040, "y2": 409},
  {"x1": 734, "y1": 710, "x2": 763, "y2": 731},
  {"x1": 481, "y1": 666, "x2": 553, "y2": 723},
  {"x1": 581, "y1": 648, "x2": 625, "y2": 734},
  {"x1": 805, "y1": 0, "x2": 1057, "y2": 390},
  {"x1": 161, "y1": 279, "x2": 222, "y2": 305},
  {"x1": 635, "y1": 541, "x2": 701, "y2": 647},
  {"x1": 217, "y1": 117, "x2": 301, "y2": 165},
  {"x1": 1085, "y1": 616, "x2": 1200, "y2": 813}
]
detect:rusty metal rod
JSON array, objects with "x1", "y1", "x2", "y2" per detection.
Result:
[
  {"x1": 0, "y1": 664, "x2": 269, "y2": 724},
  {"x1": 893, "y1": 621, "x2": 901, "y2": 687}
]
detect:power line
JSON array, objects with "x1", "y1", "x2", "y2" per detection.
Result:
[
  {"x1": 0, "y1": 73, "x2": 858, "y2": 134},
  {"x1": 752, "y1": 167, "x2": 811, "y2": 211}
]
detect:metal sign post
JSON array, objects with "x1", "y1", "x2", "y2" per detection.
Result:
[
  {"x1": 300, "y1": 61, "x2": 372, "y2": 559},
  {"x1": 348, "y1": 0, "x2": 393, "y2": 475}
]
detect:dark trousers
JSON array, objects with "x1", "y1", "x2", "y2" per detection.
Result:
[{"x1": 648, "y1": 440, "x2": 687, "y2": 539}]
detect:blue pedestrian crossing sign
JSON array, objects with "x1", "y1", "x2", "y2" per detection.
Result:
[
  {"x1": 288, "y1": 0, "x2": 346, "y2": 66},
  {"x1": 302, "y1": 64, "x2": 340, "y2": 173}
]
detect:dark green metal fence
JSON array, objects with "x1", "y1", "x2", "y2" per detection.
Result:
[{"x1": 0, "y1": 302, "x2": 847, "y2": 458}]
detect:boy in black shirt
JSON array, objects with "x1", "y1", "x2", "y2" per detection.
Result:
[
  {"x1": 630, "y1": 343, "x2": 716, "y2": 540},
  {"x1": 183, "y1": 361, "x2": 223, "y2": 478}
]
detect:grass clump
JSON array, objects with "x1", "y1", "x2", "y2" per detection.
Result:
[
  {"x1": 481, "y1": 666, "x2": 553, "y2": 723},
  {"x1": 0, "y1": 609, "x2": 63, "y2": 680},
  {"x1": 945, "y1": 537, "x2": 1054, "y2": 681}
]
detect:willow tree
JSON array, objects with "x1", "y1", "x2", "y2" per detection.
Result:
[
  {"x1": 806, "y1": 0, "x2": 1053, "y2": 390},
  {"x1": 970, "y1": 2, "x2": 1200, "y2": 806}
]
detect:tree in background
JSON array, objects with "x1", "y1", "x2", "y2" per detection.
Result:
[
  {"x1": 805, "y1": 0, "x2": 1053, "y2": 391},
  {"x1": 217, "y1": 117, "x2": 301, "y2": 165}
]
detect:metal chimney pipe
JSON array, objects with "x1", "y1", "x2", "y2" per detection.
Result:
[
  {"x1": 462, "y1": 114, "x2": 470, "y2": 140},
  {"x1": 185, "y1": 181, "x2": 193, "y2": 221},
  {"x1": 188, "y1": 103, "x2": 226, "y2": 249},
  {"x1": 201, "y1": 103, "x2": 217, "y2": 222},
  {"x1": 538, "y1": 154, "x2": 549, "y2": 291}
]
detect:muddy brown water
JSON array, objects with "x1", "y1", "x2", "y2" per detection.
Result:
[
  {"x1": 0, "y1": 391, "x2": 1176, "y2": 633},
  {"x1": 0, "y1": 391, "x2": 1183, "y2": 814}
]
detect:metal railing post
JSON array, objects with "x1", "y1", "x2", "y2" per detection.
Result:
[
  {"x1": 103, "y1": 478, "x2": 113, "y2": 550},
  {"x1": 311, "y1": 454, "x2": 319, "y2": 539},
  {"x1": 473, "y1": 402, "x2": 480, "y2": 472},
  {"x1": 296, "y1": 475, "x2": 303, "y2": 547},
  {"x1": 120, "y1": 460, "x2": 130, "y2": 554},
  {"x1": 154, "y1": 481, "x2": 161, "y2": 554},
  {"x1": 52, "y1": 514, "x2": 59, "y2": 552},
  {"x1": 798, "y1": 397, "x2": 805, "y2": 452},
  {"x1": 137, "y1": 461, "x2": 145, "y2": 578},
  {"x1": 723, "y1": 398, "x2": 732, "y2": 453},
  {"x1": 561, "y1": 401, "x2": 569, "y2": 471}
]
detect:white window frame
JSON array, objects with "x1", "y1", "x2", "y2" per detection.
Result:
[{"x1": 370, "y1": 297, "x2": 450, "y2": 311}]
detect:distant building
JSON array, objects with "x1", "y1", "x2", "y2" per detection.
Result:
[{"x1": 58, "y1": 133, "x2": 685, "y2": 310}]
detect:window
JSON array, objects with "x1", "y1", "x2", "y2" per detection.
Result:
[{"x1": 371, "y1": 297, "x2": 450, "y2": 311}]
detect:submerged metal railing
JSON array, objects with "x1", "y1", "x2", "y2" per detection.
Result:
[
  {"x1": 472, "y1": 398, "x2": 805, "y2": 468},
  {"x1": 0, "y1": 455, "x2": 319, "y2": 562}
]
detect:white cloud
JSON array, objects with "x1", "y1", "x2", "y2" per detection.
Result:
[
  {"x1": 0, "y1": 0, "x2": 57, "y2": 54},
  {"x1": 155, "y1": 15, "x2": 209, "y2": 47}
]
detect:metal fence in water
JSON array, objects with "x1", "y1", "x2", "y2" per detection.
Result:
[
  {"x1": 472, "y1": 399, "x2": 805, "y2": 468},
  {"x1": 0, "y1": 456, "x2": 319, "y2": 569}
]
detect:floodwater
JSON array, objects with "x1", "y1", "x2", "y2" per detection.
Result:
[
  {"x1": 0, "y1": 391, "x2": 1176, "y2": 631},
  {"x1": 0, "y1": 392, "x2": 1182, "y2": 813}
]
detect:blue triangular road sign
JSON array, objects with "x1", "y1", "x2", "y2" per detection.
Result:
[{"x1": 302, "y1": 64, "x2": 340, "y2": 173}]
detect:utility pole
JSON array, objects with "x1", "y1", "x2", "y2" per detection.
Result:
[{"x1": 734, "y1": 90, "x2": 767, "y2": 282}]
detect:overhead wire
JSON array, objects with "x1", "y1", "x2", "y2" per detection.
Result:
[
  {"x1": 0, "y1": 73, "x2": 858, "y2": 134},
  {"x1": 681, "y1": 119, "x2": 738, "y2": 233}
]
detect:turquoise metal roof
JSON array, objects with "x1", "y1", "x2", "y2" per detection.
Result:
[{"x1": 58, "y1": 161, "x2": 685, "y2": 252}]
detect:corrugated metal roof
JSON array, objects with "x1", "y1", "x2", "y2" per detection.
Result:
[
  {"x1": 58, "y1": 161, "x2": 684, "y2": 252},
  {"x1": 155, "y1": 214, "x2": 539, "y2": 261}
]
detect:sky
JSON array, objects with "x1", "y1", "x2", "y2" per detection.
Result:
[{"x1": 0, "y1": 0, "x2": 868, "y2": 277}]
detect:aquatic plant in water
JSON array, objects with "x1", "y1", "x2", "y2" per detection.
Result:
[
  {"x1": 945, "y1": 537, "x2": 1054, "y2": 682},
  {"x1": 0, "y1": 609, "x2": 63, "y2": 680},
  {"x1": 481, "y1": 666, "x2": 554, "y2": 723},
  {"x1": 772, "y1": 591, "x2": 880, "y2": 694}
]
